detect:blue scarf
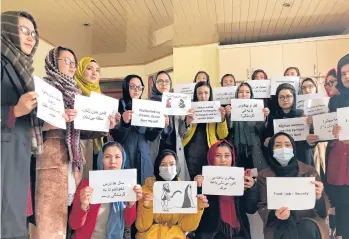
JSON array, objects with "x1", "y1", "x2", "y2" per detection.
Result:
[{"x1": 96, "y1": 143, "x2": 127, "y2": 239}]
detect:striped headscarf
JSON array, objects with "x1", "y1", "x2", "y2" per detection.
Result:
[
  {"x1": 1, "y1": 11, "x2": 43, "y2": 154},
  {"x1": 43, "y1": 47, "x2": 83, "y2": 170}
]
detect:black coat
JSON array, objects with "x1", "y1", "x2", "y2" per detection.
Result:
[{"x1": 195, "y1": 184, "x2": 259, "y2": 239}]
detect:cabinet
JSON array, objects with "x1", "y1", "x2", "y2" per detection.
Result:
[
  {"x1": 250, "y1": 44, "x2": 283, "y2": 78},
  {"x1": 219, "y1": 47, "x2": 250, "y2": 82}
]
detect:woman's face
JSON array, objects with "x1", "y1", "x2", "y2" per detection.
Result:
[
  {"x1": 197, "y1": 85, "x2": 210, "y2": 101},
  {"x1": 214, "y1": 146, "x2": 232, "y2": 166},
  {"x1": 238, "y1": 85, "x2": 251, "y2": 99},
  {"x1": 301, "y1": 80, "x2": 317, "y2": 94},
  {"x1": 325, "y1": 75, "x2": 339, "y2": 96},
  {"x1": 18, "y1": 16, "x2": 36, "y2": 55},
  {"x1": 285, "y1": 69, "x2": 298, "y2": 77},
  {"x1": 155, "y1": 73, "x2": 171, "y2": 93},
  {"x1": 129, "y1": 77, "x2": 143, "y2": 99},
  {"x1": 273, "y1": 135, "x2": 293, "y2": 150},
  {"x1": 196, "y1": 73, "x2": 208, "y2": 83},
  {"x1": 278, "y1": 89, "x2": 294, "y2": 110},
  {"x1": 58, "y1": 50, "x2": 76, "y2": 78},
  {"x1": 160, "y1": 155, "x2": 176, "y2": 168},
  {"x1": 222, "y1": 76, "x2": 235, "y2": 87},
  {"x1": 254, "y1": 72, "x2": 265, "y2": 80},
  {"x1": 103, "y1": 146, "x2": 123, "y2": 170},
  {"x1": 84, "y1": 61, "x2": 100, "y2": 84},
  {"x1": 341, "y1": 64, "x2": 349, "y2": 88}
]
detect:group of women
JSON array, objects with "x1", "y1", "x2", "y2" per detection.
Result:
[{"x1": 1, "y1": 10, "x2": 349, "y2": 239}]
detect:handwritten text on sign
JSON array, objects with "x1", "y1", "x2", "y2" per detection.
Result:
[
  {"x1": 202, "y1": 166, "x2": 244, "y2": 196},
  {"x1": 213, "y1": 86, "x2": 238, "y2": 105},
  {"x1": 34, "y1": 76, "x2": 66, "y2": 129},
  {"x1": 230, "y1": 99, "x2": 265, "y2": 121},
  {"x1": 191, "y1": 101, "x2": 221, "y2": 123},
  {"x1": 296, "y1": 93, "x2": 324, "y2": 111},
  {"x1": 131, "y1": 99, "x2": 165, "y2": 128},
  {"x1": 270, "y1": 76, "x2": 300, "y2": 95},
  {"x1": 174, "y1": 83, "x2": 196, "y2": 99},
  {"x1": 304, "y1": 98, "x2": 329, "y2": 116},
  {"x1": 90, "y1": 92, "x2": 119, "y2": 115},
  {"x1": 247, "y1": 80, "x2": 271, "y2": 99},
  {"x1": 337, "y1": 106, "x2": 349, "y2": 141},
  {"x1": 313, "y1": 112, "x2": 337, "y2": 141},
  {"x1": 273, "y1": 117, "x2": 310, "y2": 141},
  {"x1": 89, "y1": 169, "x2": 137, "y2": 204},
  {"x1": 162, "y1": 92, "x2": 191, "y2": 116},
  {"x1": 267, "y1": 177, "x2": 316, "y2": 210}
]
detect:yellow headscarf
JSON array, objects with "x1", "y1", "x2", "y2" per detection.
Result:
[{"x1": 75, "y1": 57, "x2": 103, "y2": 153}]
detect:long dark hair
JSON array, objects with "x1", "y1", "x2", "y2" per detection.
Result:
[
  {"x1": 252, "y1": 69, "x2": 268, "y2": 80},
  {"x1": 235, "y1": 82, "x2": 254, "y2": 99},
  {"x1": 194, "y1": 71, "x2": 210, "y2": 84},
  {"x1": 220, "y1": 74, "x2": 236, "y2": 86},
  {"x1": 193, "y1": 81, "x2": 213, "y2": 102},
  {"x1": 284, "y1": 67, "x2": 301, "y2": 77},
  {"x1": 154, "y1": 150, "x2": 180, "y2": 181}
]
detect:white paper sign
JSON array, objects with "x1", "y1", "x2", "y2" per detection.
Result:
[
  {"x1": 304, "y1": 98, "x2": 329, "y2": 116},
  {"x1": 131, "y1": 99, "x2": 165, "y2": 128},
  {"x1": 202, "y1": 166, "x2": 244, "y2": 196},
  {"x1": 267, "y1": 177, "x2": 316, "y2": 210},
  {"x1": 313, "y1": 112, "x2": 338, "y2": 141},
  {"x1": 74, "y1": 95, "x2": 112, "y2": 132},
  {"x1": 247, "y1": 80, "x2": 271, "y2": 98},
  {"x1": 296, "y1": 93, "x2": 324, "y2": 111},
  {"x1": 89, "y1": 169, "x2": 137, "y2": 204},
  {"x1": 273, "y1": 117, "x2": 310, "y2": 141},
  {"x1": 162, "y1": 92, "x2": 191, "y2": 116},
  {"x1": 192, "y1": 101, "x2": 221, "y2": 123},
  {"x1": 174, "y1": 83, "x2": 196, "y2": 99},
  {"x1": 213, "y1": 86, "x2": 238, "y2": 105},
  {"x1": 270, "y1": 76, "x2": 300, "y2": 95},
  {"x1": 337, "y1": 107, "x2": 349, "y2": 140},
  {"x1": 153, "y1": 181, "x2": 197, "y2": 214},
  {"x1": 90, "y1": 92, "x2": 119, "y2": 115},
  {"x1": 230, "y1": 99, "x2": 265, "y2": 121},
  {"x1": 33, "y1": 76, "x2": 66, "y2": 129}
]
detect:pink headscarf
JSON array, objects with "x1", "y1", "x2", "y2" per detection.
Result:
[{"x1": 324, "y1": 68, "x2": 338, "y2": 97}]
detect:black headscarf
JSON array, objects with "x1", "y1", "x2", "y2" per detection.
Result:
[
  {"x1": 194, "y1": 71, "x2": 211, "y2": 84},
  {"x1": 274, "y1": 83, "x2": 303, "y2": 118},
  {"x1": 120, "y1": 74, "x2": 144, "y2": 112},
  {"x1": 336, "y1": 54, "x2": 349, "y2": 96},
  {"x1": 150, "y1": 71, "x2": 172, "y2": 102},
  {"x1": 301, "y1": 78, "x2": 318, "y2": 94},
  {"x1": 193, "y1": 81, "x2": 213, "y2": 102},
  {"x1": 153, "y1": 149, "x2": 181, "y2": 181}
]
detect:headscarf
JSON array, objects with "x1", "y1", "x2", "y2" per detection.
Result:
[
  {"x1": 74, "y1": 57, "x2": 103, "y2": 153},
  {"x1": 153, "y1": 149, "x2": 180, "y2": 181},
  {"x1": 119, "y1": 74, "x2": 144, "y2": 113},
  {"x1": 274, "y1": 83, "x2": 303, "y2": 119},
  {"x1": 43, "y1": 47, "x2": 83, "y2": 170},
  {"x1": 96, "y1": 141, "x2": 127, "y2": 239},
  {"x1": 324, "y1": 68, "x2": 337, "y2": 97},
  {"x1": 193, "y1": 71, "x2": 210, "y2": 84},
  {"x1": 207, "y1": 140, "x2": 240, "y2": 233},
  {"x1": 150, "y1": 71, "x2": 172, "y2": 102},
  {"x1": 300, "y1": 78, "x2": 318, "y2": 94},
  {"x1": 251, "y1": 69, "x2": 268, "y2": 80},
  {"x1": 1, "y1": 11, "x2": 43, "y2": 154},
  {"x1": 336, "y1": 54, "x2": 349, "y2": 96},
  {"x1": 193, "y1": 81, "x2": 213, "y2": 102},
  {"x1": 283, "y1": 67, "x2": 300, "y2": 77}
]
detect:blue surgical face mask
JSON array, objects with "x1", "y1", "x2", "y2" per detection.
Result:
[{"x1": 273, "y1": 147, "x2": 294, "y2": 166}]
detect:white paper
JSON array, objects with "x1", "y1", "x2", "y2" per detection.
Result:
[
  {"x1": 90, "y1": 91, "x2": 119, "y2": 115},
  {"x1": 230, "y1": 99, "x2": 265, "y2": 122},
  {"x1": 89, "y1": 169, "x2": 137, "y2": 204},
  {"x1": 191, "y1": 101, "x2": 222, "y2": 123},
  {"x1": 174, "y1": 83, "x2": 196, "y2": 99},
  {"x1": 270, "y1": 76, "x2": 300, "y2": 95},
  {"x1": 162, "y1": 92, "x2": 191, "y2": 116},
  {"x1": 337, "y1": 107, "x2": 349, "y2": 140},
  {"x1": 34, "y1": 76, "x2": 66, "y2": 129},
  {"x1": 273, "y1": 117, "x2": 310, "y2": 141},
  {"x1": 74, "y1": 95, "x2": 112, "y2": 132},
  {"x1": 303, "y1": 98, "x2": 329, "y2": 116},
  {"x1": 202, "y1": 166, "x2": 245, "y2": 196},
  {"x1": 153, "y1": 181, "x2": 197, "y2": 214},
  {"x1": 267, "y1": 177, "x2": 316, "y2": 210},
  {"x1": 131, "y1": 99, "x2": 165, "y2": 128},
  {"x1": 247, "y1": 80, "x2": 271, "y2": 99},
  {"x1": 213, "y1": 86, "x2": 238, "y2": 105},
  {"x1": 313, "y1": 112, "x2": 338, "y2": 141},
  {"x1": 296, "y1": 93, "x2": 324, "y2": 111}
]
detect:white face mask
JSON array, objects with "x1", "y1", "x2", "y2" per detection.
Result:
[
  {"x1": 273, "y1": 147, "x2": 294, "y2": 166},
  {"x1": 159, "y1": 165, "x2": 177, "y2": 181}
]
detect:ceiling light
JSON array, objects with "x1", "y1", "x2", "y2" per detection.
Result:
[
  {"x1": 282, "y1": 2, "x2": 292, "y2": 8},
  {"x1": 83, "y1": 23, "x2": 91, "y2": 27}
]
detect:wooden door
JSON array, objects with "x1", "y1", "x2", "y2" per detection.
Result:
[
  {"x1": 219, "y1": 47, "x2": 251, "y2": 82},
  {"x1": 250, "y1": 44, "x2": 283, "y2": 78},
  {"x1": 99, "y1": 79, "x2": 123, "y2": 99}
]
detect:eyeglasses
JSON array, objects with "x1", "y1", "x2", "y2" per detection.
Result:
[
  {"x1": 278, "y1": 95, "x2": 293, "y2": 101},
  {"x1": 129, "y1": 84, "x2": 144, "y2": 91},
  {"x1": 19, "y1": 25, "x2": 37, "y2": 40},
  {"x1": 324, "y1": 80, "x2": 337, "y2": 88},
  {"x1": 156, "y1": 79, "x2": 171, "y2": 85},
  {"x1": 58, "y1": 57, "x2": 76, "y2": 68},
  {"x1": 301, "y1": 85, "x2": 315, "y2": 91}
]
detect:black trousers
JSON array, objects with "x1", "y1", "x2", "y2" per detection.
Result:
[
  {"x1": 297, "y1": 219, "x2": 321, "y2": 239},
  {"x1": 335, "y1": 205, "x2": 349, "y2": 238}
]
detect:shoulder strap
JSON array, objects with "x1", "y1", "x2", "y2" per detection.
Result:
[{"x1": 1, "y1": 56, "x2": 25, "y2": 95}]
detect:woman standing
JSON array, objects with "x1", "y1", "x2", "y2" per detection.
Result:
[
  {"x1": 194, "y1": 71, "x2": 210, "y2": 84},
  {"x1": 1, "y1": 11, "x2": 40, "y2": 239},
  {"x1": 220, "y1": 74, "x2": 236, "y2": 87},
  {"x1": 251, "y1": 69, "x2": 268, "y2": 80},
  {"x1": 324, "y1": 69, "x2": 339, "y2": 97},
  {"x1": 284, "y1": 67, "x2": 301, "y2": 77}
]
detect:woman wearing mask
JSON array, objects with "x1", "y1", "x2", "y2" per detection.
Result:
[
  {"x1": 194, "y1": 140, "x2": 258, "y2": 239},
  {"x1": 258, "y1": 132, "x2": 328, "y2": 239},
  {"x1": 327, "y1": 54, "x2": 349, "y2": 239},
  {"x1": 110, "y1": 74, "x2": 163, "y2": 185},
  {"x1": 324, "y1": 69, "x2": 339, "y2": 97},
  {"x1": 69, "y1": 141, "x2": 142, "y2": 239},
  {"x1": 251, "y1": 69, "x2": 268, "y2": 80},
  {"x1": 194, "y1": 71, "x2": 210, "y2": 84},
  {"x1": 183, "y1": 81, "x2": 228, "y2": 180},
  {"x1": 31, "y1": 47, "x2": 117, "y2": 239},
  {"x1": 136, "y1": 150, "x2": 209, "y2": 239},
  {"x1": 220, "y1": 74, "x2": 236, "y2": 87},
  {"x1": 149, "y1": 71, "x2": 191, "y2": 181},
  {"x1": 264, "y1": 83, "x2": 315, "y2": 166},
  {"x1": 1, "y1": 11, "x2": 40, "y2": 239}
]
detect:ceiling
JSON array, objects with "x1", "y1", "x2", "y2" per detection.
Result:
[{"x1": 2, "y1": 0, "x2": 349, "y2": 67}]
